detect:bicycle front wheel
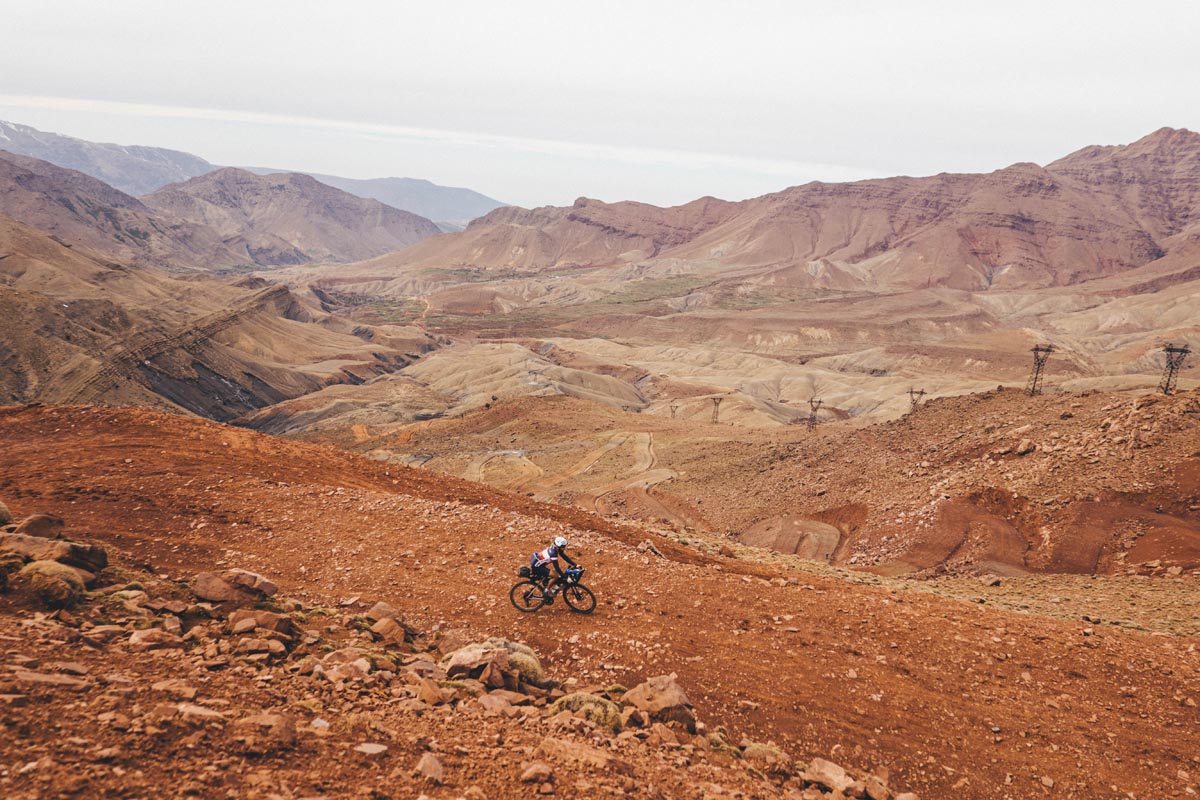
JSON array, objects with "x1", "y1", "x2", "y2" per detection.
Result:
[
  {"x1": 562, "y1": 583, "x2": 596, "y2": 614},
  {"x1": 510, "y1": 580, "x2": 547, "y2": 613}
]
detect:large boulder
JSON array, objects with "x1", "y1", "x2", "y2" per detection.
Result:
[
  {"x1": 365, "y1": 601, "x2": 420, "y2": 647},
  {"x1": 804, "y1": 758, "x2": 855, "y2": 795},
  {"x1": 227, "y1": 609, "x2": 297, "y2": 637},
  {"x1": 129, "y1": 628, "x2": 184, "y2": 651},
  {"x1": 443, "y1": 638, "x2": 544, "y2": 689},
  {"x1": 12, "y1": 514, "x2": 65, "y2": 539},
  {"x1": 741, "y1": 741, "x2": 793, "y2": 776},
  {"x1": 370, "y1": 616, "x2": 414, "y2": 647},
  {"x1": 233, "y1": 713, "x2": 298, "y2": 753},
  {"x1": 622, "y1": 674, "x2": 696, "y2": 732},
  {"x1": 0, "y1": 532, "x2": 108, "y2": 574},
  {"x1": 19, "y1": 561, "x2": 85, "y2": 609},
  {"x1": 192, "y1": 569, "x2": 278, "y2": 603}
]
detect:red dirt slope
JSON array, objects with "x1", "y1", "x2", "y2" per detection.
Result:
[{"x1": 1, "y1": 405, "x2": 1198, "y2": 799}]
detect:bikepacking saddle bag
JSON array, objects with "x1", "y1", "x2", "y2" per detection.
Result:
[{"x1": 518, "y1": 565, "x2": 531, "y2": 578}]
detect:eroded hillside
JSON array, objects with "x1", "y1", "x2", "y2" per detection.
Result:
[
  {"x1": 0, "y1": 215, "x2": 439, "y2": 419},
  {"x1": 341, "y1": 386, "x2": 1200, "y2": 579}
]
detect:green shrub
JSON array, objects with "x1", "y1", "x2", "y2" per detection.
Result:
[{"x1": 549, "y1": 692, "x2": 622, "y2": 733}]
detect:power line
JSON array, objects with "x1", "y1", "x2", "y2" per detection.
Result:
[
  {"x1": 807, "y1": 397, "x2": 823, "y2": 430},
  {"x1": 1159, "y1": 343, "x2": 1191, "y2": 395},
  {"x1": 1025, "y1": 344, "x2": 1054, "y2": 396}
]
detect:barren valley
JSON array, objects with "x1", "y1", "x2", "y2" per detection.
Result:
[{"x1": 1, "y1": 124, "x2": 1198, "y2": 800}]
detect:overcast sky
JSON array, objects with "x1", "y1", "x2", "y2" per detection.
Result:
[{"x1": 2, "y1": 1, "x2": 1198, "y2": 207}]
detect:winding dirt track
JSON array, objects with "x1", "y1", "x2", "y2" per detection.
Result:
[
  {"x1": 513, "y1": 431, "x2": 694, "y2": 527},
  {"x1": 464, "y1": 450, "x2": 544, "y2": 490},
  {"x1": 524, "y1": 431, "x2": 632, "y2": 496}
]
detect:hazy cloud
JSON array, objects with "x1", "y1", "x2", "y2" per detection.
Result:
[{"x1": 2, "y1": 1, "x2": 1198, "y2": 206}]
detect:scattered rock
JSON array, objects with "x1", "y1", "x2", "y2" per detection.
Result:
[
  {"x1": 192, "y1": 569, "x2": 277, "y2": 603},
  {"x1": 128, "y1": 628, "x2": 184, "y2": 651},
  {"x1": 477, "y1": 693, "x2": 515, "y2": 716},
  {"x1": 536, "y1": 736, "x2": 633, "y2": 775},
  {"x1": 18, "y1": 560, "x2": 85, "y2": 608},
  {"x1": 0, "y1": 500, "x2": 12, "y2": 526},
  {"x1": 1015, "y1": 439, "x2": 1037, "y2": 456},
  {"x1": 414, "y1": 752, "x2": 443, "y2": 783},
  {"x1": 521, "y1": 761, "x2": 554, "y2": 783},
  {"x1": 805, "y1": 758, "x2": 854, "y2": 794},
  {"x1": 622, "y1": 673, "x2": 696, "y2": 732},
  {"x1": 436, "y1": 628, "x2": 474, "y2": 653},
  {"x1": 417, "y1": 677, "x2": 448, "y2": 706},
  {"x1": 636, "y1": 540, "x2": 664, "y2": 557},
  {"x1": 355, "y1": 742, "x2": 389, "y2": 757},
  {"x1": 175, "y1": 703, "x2": 226, "y2": 724},
  {"x1": 0, "y1": 532, "x2": 108, "y2": 574},
  {"x1": 234, "y1": 714, "x2": 298, "y2": 751},
  {"x1": 365, "y1": 600, "x2": 400, "y2": 622},
  {"x1": 15, "y1": 670, "x2": 88, "y2": 692},
  {"x1": 371, "y1": 616, "x2": 413, "y2": 647},
  {"x1": 151, "y1": 679, "x2": 198, "y2": 700},
  {"x1": 12, "y1": 514, "x2": 65, "y2": 539},
  {"x1": 227, "y1": 608, "x2": 297, "y2": 636},
  {"x1": 444, "y1": 638, "x2": 543, "y2": 688}
]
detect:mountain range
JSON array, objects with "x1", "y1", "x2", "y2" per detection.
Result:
[
  {"x1": 0, "y1": 150, "x2": 441, "y2": 269},
  {"x1": 0, "y1": 119, "x2": 505, "y2": 227},
  {"x1": 3, "y1": 124, "x2": 1198, "y2": 435},
  {"x1": 353, "y1": 127, "x2": 1199, "y2": 293}
]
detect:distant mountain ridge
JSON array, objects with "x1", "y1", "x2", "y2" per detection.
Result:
[
  {"x1": 0, "y1": 120, "x2": 505, "y2": 227},
  {"x1": 0, "y1": 148, "x2": 244, "y2": 270},
  {"x1": 143, "y1": 168, "x2": 442, "y2": 265},
  {"x1": 0, "y1": 119, "x2": 214, "y2": 195},
  {"x1": 0, "y1": 151, "x2": 441, "y2": 269},
  {"x1": 363, "y1": 127, "x2": 1200, "y2": 292},
  {"x1": 247, "y1": 169, "x2": 505, "y2": 231}
]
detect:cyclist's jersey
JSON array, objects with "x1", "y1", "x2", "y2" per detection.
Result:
[{"x1": 531, "y1": 545, "x2": 560, "y2": 567}]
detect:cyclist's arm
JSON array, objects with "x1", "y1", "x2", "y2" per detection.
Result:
[{"x1": 561, "y1": 551, "x2": 578, "y2": 567}]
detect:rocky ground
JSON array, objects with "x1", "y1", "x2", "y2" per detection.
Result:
[
  {"x1": 1, "y1": 404, "x2": 1198, "y2": 799},
  {"x1": 3, "y1": 545, "x2": 882, "y2": 800}
]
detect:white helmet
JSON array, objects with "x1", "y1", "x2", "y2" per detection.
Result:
[{"x1": 554, "y1": 536, "x2": 568, "y2": 548}]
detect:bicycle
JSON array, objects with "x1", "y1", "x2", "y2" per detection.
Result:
[{"x1": 509, "y1": 566, "x2": 596, "y2": 614}]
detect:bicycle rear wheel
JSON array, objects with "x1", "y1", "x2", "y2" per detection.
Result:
[
  {"x1": 562, "y1": 583, "x2": 596, "y2": 614},
  {"x1": 510, "y1": 580, "x2": 547, "y2": 613}
]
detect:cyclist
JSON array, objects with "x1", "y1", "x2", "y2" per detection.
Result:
[{"x1": 529, "y1": 535, "x2": 577, "y2": 596}]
